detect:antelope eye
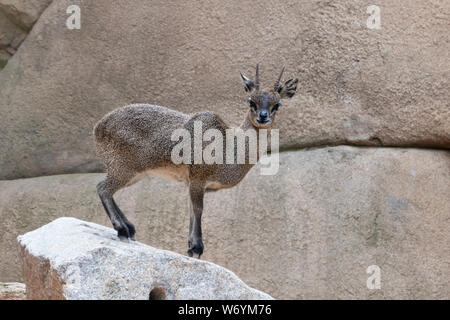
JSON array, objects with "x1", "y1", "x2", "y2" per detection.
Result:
[
  {"x1": 248, "y1": 98, "x2": 257, "y2": 111},
  {"x1": 271, "y1": 102, "x2": 281, "y2": 112}
]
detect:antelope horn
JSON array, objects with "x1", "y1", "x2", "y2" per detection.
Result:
[
  {"x1": 274, "y1": 66, "x2": 285, "y2": 92},
  {"x1": 255, "y1": 62, "x2": 260, "y2": 91}
]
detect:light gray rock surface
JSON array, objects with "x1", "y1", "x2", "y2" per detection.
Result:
[
  {"x1": 0, "y1": 282, "x2": 26, "y2": 299},
  {"x1": 0, "y1": 0, "x2": 448, "y2": 179},
  {"x1": 18, "y1": 217, "x2": 273, "y2": 300},
  {"x1": 2, "y1": 146, "x2": 449, "y2": 299}
]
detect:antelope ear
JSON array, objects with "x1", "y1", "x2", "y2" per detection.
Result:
[
  {"x1": 279, "y1": 78, "x2": 298, "y2": 98},
  {"x1": 240, "y1": 72, "x2": 255, "y2": 92}
]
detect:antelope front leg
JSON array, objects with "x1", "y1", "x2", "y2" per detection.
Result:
[{"x1": 187, "y1": 181, "x2": 205, "y2": 259}]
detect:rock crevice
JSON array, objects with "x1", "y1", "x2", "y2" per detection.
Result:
[{"x1": 0, "y1": 0, "x2": 52, "y2": 68}]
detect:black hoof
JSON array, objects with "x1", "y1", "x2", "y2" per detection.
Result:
[
  {"x1": 125, "y1": 221, "x2": 136, "y2": 240},
  {"x1": 187, "y1": 238, "x2": 204, "y2": 259},
  {"x1": 117, "y1": 221, "x2": 136, "y2": 240}
]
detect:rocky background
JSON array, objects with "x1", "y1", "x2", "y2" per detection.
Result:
[{"x1": 0, "y1": 0, "x2": 449, "y2": 299}]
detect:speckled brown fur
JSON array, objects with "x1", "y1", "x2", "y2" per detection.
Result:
[{"x1": 93, "y1": 64, "x2": 298, "y2": 257}]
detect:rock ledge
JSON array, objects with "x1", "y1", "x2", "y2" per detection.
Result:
[{"x1": 18, "y1": 217, "x2": 272, "y2": 300}]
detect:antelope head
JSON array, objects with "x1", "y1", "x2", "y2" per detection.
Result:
[{"x1": 240, "y1": 63, "x2": 298, "y2": 128}]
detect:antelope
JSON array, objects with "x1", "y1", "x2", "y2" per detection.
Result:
[{"x1": 94, "y1": 64, "x2": 298, "y2": 258}]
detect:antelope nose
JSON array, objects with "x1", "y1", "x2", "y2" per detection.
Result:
[{"x1": 260, "y1": 110, "x2": 268, "y2": 119}]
